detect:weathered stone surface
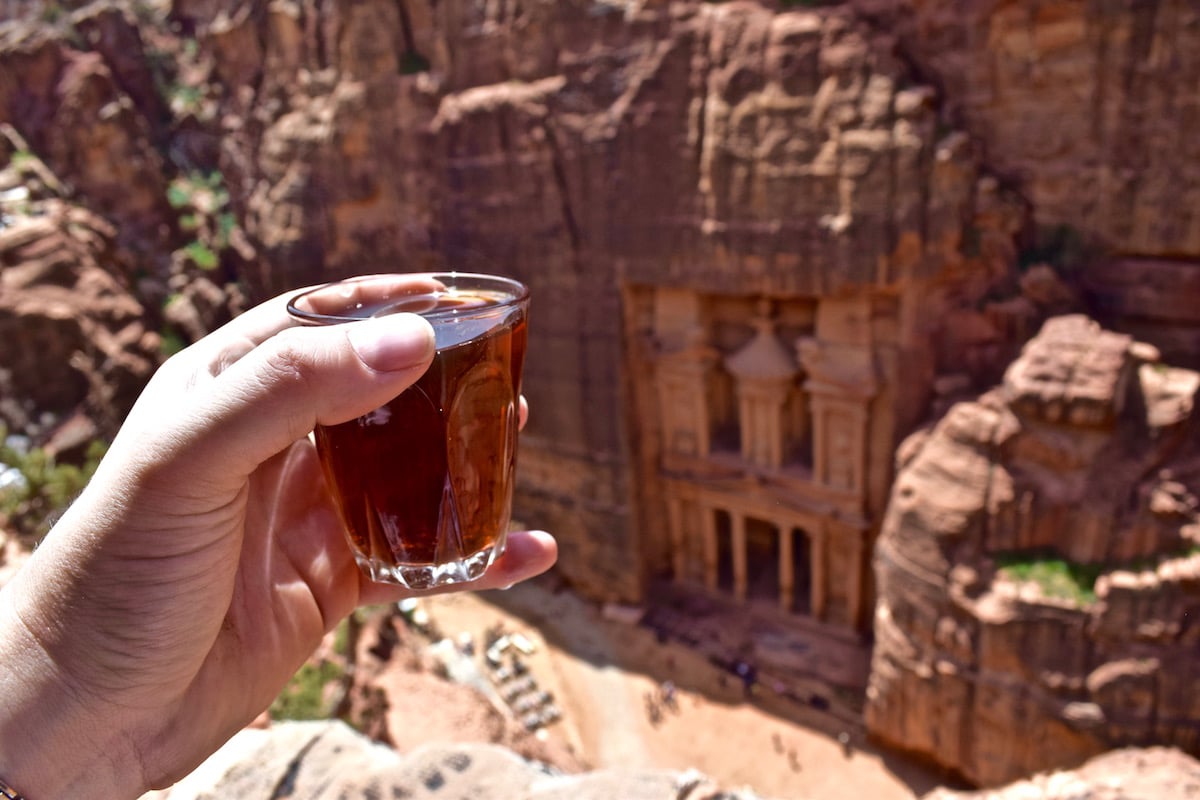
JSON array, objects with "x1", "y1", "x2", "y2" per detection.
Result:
[
  {"x1": 847, "y1": 1, "x2": 1200, "y2": 368},
  {"x1": 0, "y1": 198, "x2": 159, "y2": 439},
  {"x1": 1002, "y1": 315, "x2": 1133, "y2": 428},
  {"x1": 924, "y1": 747, "x2": 1200, "y2": 800},
  {"x1": 854, "y1": 1, "x2": 1200, "y2": 261},
  {"x1": 140, "y1": 720, "x2": 775, "y2": 800},
  {"x1": 1084, "y1": 258, "x2": 1200, "y2": 369},
  {"x1": 0, "y1": 14, "x2": 173, "y2": 253},
  {"x1": 867, "y1": 316, "x2": 1200, "y2": 786},
  {"x1": 1, "y1": 1, "x2": 1031, "y2": 606}
]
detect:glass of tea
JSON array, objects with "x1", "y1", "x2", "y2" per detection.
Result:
[{"x1": 287, "y1": 272, "x2": 530, "y2": 589}]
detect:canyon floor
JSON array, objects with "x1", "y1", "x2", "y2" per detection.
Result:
[
  {"x1": 1, "y1": 532, "x2": 952, "y2": 798},
  {"x1": 406, "y1": 579, "x2": 953, "y2": 800}
]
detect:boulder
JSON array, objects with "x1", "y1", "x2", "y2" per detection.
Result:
[
  {"x1": 0, "y1": 199, "x2": 159, "y2": 440},
  {"x1": 924, "y1": 747, "x2": 1200, "y2": 800},
  {"x1": 140, "y1": 720, "x2": 774, "y2": 800},
  {"x1": 867, "y1": 316, "x2": 1200, "y2": 786}
]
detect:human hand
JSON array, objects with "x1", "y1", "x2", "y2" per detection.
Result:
[{"x1": 0, "y1": 282, "x2": 557, "y2": 799}]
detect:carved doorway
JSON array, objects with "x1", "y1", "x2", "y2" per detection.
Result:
[
  {"x1": 746, "y1": 517, "x2": 780, "y2": 603},
  {"x1": 790, "y1": 527, "x2": 813, "y2": 615}
]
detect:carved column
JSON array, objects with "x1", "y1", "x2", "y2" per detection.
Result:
[
  {"x1": 811, "y1": 400, "x2": 870, "y2": 492},
  {"x1": 811, "y1": 525, "x2": 827, "y2": 622},
  {"x1": 656, "y1": 327, "x2": 721, "y2": 458},
  {"x1": 848, "y1": 529, "x2": 864, "y2": 630},
  {"x1": 778, "y1": 524, "x2": 794, "y2": 612},
  {"x1": 701, "y1": 504, "x2": 718, "y2": 591},
  {"x1": 731, "y1": 512, "x2": 747, "y2": 601},
  {"x1": 796, "y1": 337, "x2": 878, "y2": 501},
  {"x1": 726, "y1": 301, "x2": 798, "y2": 469}
]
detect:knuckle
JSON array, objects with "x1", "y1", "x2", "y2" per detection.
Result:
[
  {"x1": 258, "y1": 330, "x2": 324, "y2": 442},
  {"x1": 260, "y1": 329, "x2": 319, "y2": 392}
]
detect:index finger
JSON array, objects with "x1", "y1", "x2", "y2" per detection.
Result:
[
  {"x1": 181, "y1": 274, "x2": 445, "y2": 376},
  {"x1": 288, "y1": 275, "x2": 447, "y2": 323}
]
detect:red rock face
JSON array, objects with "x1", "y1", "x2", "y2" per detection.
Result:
[
  {"x1": 851, "y1": 0, "x2": 1200, "y2": 368},
  {"x1": 0, "y1": 11, "x2": 173, "y2": 253},
  {"x1": 1, "y1": 1, "x2": 1200, "y2": 787},
  {"x1": 866, "y1": 315, "x2": 1200, "y2": 786},
  {"x1": 0, "y1": 199, "x2": 159, "y2": 440},
  {"x1": 854, "y1": 0, "x2": 1200, "y2": 260}
]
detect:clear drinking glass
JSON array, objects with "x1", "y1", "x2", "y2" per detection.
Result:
[{"x1": 287, "y1": 272, "x2": 530, "y2": 589}]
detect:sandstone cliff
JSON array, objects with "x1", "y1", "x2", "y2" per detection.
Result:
[
  {"x1": 867, "y1": 315, "x2": 1200, "y2": 786},
  {"x1": 856, "y1": 0, "x2": 1200, "y2": 260},
  {"x1": 138, "y1": 719, "x2": 776, "y2": 800},
  {"x1": 3, "y1": 0, "x2": 1200, "y2": 789},
  {"x1": 854, "y1": 0, "x2": 1200, "y2": 366}
]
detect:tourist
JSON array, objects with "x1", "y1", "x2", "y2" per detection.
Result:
[
  {"x1": 733, "y1": 659, "x2": 758, "y2": 697},
  {"x1": 660, "y1": 678, "x2": 678, "y2": 711},
  {"x1": 0, "y1": 288, "x2": 558, "y2": 800}
]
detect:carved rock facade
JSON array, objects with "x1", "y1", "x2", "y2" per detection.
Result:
[
  {"x1": 3, "y1": 0, "x2": 1200, "y2": 786},
  {"x1": 168, "y1": 0, "x2": 1028, "y2": 611}
]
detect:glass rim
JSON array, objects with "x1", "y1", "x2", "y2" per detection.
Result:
[{"x1": 286, "y1": 271, "x2": 529, "y2": 325}]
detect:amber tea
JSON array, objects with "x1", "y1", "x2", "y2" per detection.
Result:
[{"x1": 288, "y1": 273, "x2": 529, "y2": 589}]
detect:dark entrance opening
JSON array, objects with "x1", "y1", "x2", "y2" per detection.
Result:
[
  {"x1": 791, "y1": 527, "x2": 812, "y2": 615},
  {"x1": 746, "y1": 517, "x2": 780, "y2": 602}
]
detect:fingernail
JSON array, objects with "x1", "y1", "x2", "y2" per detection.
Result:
[{"x1": 347, "y1": 314, "x2": 434, "y2": 372}]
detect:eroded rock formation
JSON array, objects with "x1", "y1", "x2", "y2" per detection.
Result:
[
  {"x1": 855, "y1": 0, "x2": 1200, "y2": 256},
  {"x1": 924, "y1": 747, "x2": 1200, "y2": 800},
  {"x1": 0, "y1": 193, "x2": 159, "y2": 441},
  {"x1": 854, "y1": 0, "x2": 1200, "y2": 366},
  {"x1": 867, "y1": 315, "x2": 1200, "y2": 786},
  {"x1": 138, "y1": 719, "x2": 776, "y2": 800}
]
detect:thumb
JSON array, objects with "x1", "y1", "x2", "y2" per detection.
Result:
[{"x1": 179, "y1": 313, "x2": 435, "y2": 486}]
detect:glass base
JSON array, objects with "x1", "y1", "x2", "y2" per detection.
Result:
[{"x1": 354, "y1": 544, "x2": 501, "y2": 590}]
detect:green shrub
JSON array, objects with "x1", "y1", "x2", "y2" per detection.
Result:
[
  {"x1": 270, "y1": 659, "x2": 344, "y2": 721},
  {"x1": 269, "y1": 614, "x2": 365, "y2": 722},
  {"x1": 168, "y1": 171, "x2": 239, "y2": 272},
  {"x1": 996, "y1": 547, "x2": 1200, "y2": 606},
  {"x1": 0, "y1": 428, "x2": 107, "y2": 544},
  {"x1": 997, "y1": 555, "x2": 1102, "y2": 605}
]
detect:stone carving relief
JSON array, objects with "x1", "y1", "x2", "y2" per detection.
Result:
[
  {"x1": 630, "y1": 284, "x2": 884, "y2": 631},
  {"x1": 725, "y1": 300, "x2": 800, "y2": 470},
  {"x1": 656, "y1": 325, "x2": 721, "y2": 459}
]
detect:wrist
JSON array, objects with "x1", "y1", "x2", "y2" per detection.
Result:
[{"x1": 0, "y1": 568, "x2": 145, "y2": 800}]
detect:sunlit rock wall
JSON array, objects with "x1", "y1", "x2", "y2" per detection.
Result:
[
  {"x1": 867, "y1": 316, "x2": 1200, "y2": 786},
  {"x1": 852, "y1": 0, "x2": 1200, "y2": 365}
]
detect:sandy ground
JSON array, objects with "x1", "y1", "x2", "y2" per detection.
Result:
[{"x1": 417, "y1": 579, "x2": 950, "y2": 800}]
